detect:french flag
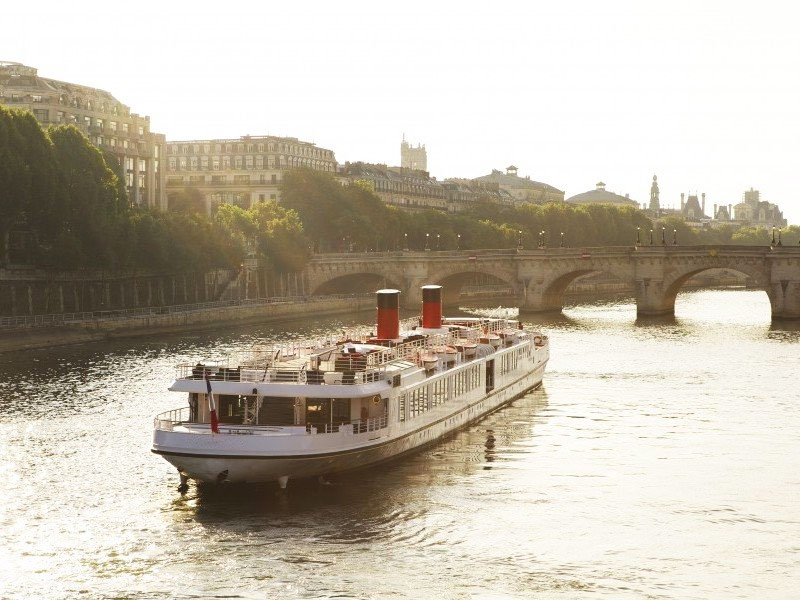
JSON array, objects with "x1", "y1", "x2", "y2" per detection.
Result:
[{"x1": 204, "y1": 374, "x2": 220, "y2": 434}]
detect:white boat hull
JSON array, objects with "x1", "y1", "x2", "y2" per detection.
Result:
[{"x1": 153, "y1": 363, "x2": 546, "y2": 484}]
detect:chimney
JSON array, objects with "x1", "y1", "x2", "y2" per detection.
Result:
[
  {"x1": 714, "y1": 203, "x2": 717, "y2": 218},
  {"x1": 421, "y1": 285, "x2": 442, "y2": 329},
  {"x1": 681, "y1": 193, "x2": 685, "y2": 210},
  {"x1": 702, "y1": 193, "x2": 706, "y2": 215},
  {"x1": 376, "y1": 289, "x2": 401, "y2": 340}
]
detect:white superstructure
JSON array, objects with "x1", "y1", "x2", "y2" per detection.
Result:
[{"x1": 152, "y1": 286, "x2": 549, "y2": 488}]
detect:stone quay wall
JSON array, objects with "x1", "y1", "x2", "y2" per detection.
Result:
[{"x1": 0, "y1": 295, "x2": 373, "y2": 353}]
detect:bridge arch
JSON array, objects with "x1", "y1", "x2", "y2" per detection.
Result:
[
  {"x1": 427, "y1": 264, "x2": 520, "y2": 307},
  {"x1": 310, "y1": 271, "x2": 403, "y2": 296},
  {"x1": 659, "y1": 263, "x2": 772, "y2": 316},
  {"x1": 531, "y1": 264, "x2": 634, "y2": 312}
]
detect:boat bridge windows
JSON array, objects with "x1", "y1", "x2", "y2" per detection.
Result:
[{"x1": 191, "y1": 393, "x2": 388, "y2": 432}]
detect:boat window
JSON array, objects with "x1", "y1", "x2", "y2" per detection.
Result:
[{"x1": 257, "y1": 396, "x2": 295, "y2": 426}]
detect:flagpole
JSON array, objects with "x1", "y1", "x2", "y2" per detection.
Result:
[{"x1": 204, "y1": 374, "x2": 220, "y2": 434}]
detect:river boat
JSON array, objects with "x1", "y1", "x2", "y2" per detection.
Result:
[{"x1": 152, "y1": 285, "x2": 549, "y2": 489}]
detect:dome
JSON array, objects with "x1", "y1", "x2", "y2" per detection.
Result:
[{"x1": 565, "y1": 182, "x2": 638, "y2": 207}]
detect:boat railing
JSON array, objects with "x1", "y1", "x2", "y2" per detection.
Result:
[
  {"x1": 173, "y1": 318, "x2": 542, "y2": 384},
  {"x1": 321, "y1": 414, "x2": 389, "y2": 434},
  {"x1": 154, "y1": 406, "x2": 190, "y2": 430},
  {"x1": 175, "y1": 363, "x2": 391, "y2": 384}
]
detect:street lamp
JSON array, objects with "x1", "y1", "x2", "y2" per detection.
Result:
[
  {"x1": 457, "y1": 233, "x2": 461, "y2": 250},
  {"x1": 771, "y1": 227, "x2": 776, "y2": 245},
  {"x1": 649, "y1": 229, "x2": 654, "y2": 246},
  {"x1": 538, "y1": 230, "x2": 545, "y2": 248},
  {"x1": 403, "y1": 232, "x2": 408, "y2": 251},
  {"x1": 778, "y1": 228, "x2": 783, "y2": 247},
  {"x1": 425, "y1": 233, "x2": 430, "y2": 251},
  {"x1": 673, "y1": 228, "x2": 677, "y2": 245},
  {"x1": 436, "y1": 233, "x2": 440, "y2": 250},
  {"x1": 560, "y1": 231, "x2": 565, "y2": 248},
  {"x1": 661, "y1": 226, "x2": 666, "y2": 245},
  {"x1": 517, "y1": 230, "x2": 523, "y2": 250},
  {"x1": 636, "y1": 226, "x2": 641, "y2": 245}
]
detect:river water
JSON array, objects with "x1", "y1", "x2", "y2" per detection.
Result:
[{"x1": 1, "y1": 289, "x2": 798, "y2": 599}]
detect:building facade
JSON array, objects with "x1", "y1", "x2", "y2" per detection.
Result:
[
  {"x1": 0, "y1": 61, "x2": 166, "y2": 209},
  {"x1": 343, "y1": 163, "x2": 448, "y2": 211},
  {"x1": 733, "y1": 188, "x2": 786, "y2": 229},
  {"x1": 473, "y1": 166, "x2": 564, "y2": 204},
  {"x1": 165, "y1": 136, "x2": 337, "y2": 213},
  {"x1": 400, "y1": 136, "x2": 427, "y2": 171}
]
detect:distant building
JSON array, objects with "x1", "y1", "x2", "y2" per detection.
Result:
[
  {"x1": 566, "y1": 182, "x2": 638, "y2": 207},
  {"x1": 680, "y1": 192, "x2": 708, "y2": 222},
  {"x1": 400, "y1": 136, "x2": 427, "y2": 171},
  {"x1": 733, "y1": 188, "x2": 786, "y2": 228},
  {"x1": 473, "y1": 166, "x2": 563, "y2": 204},
  {"x1": 343, "y1": 162, "x2": 448, "y2": 211},
  {"x1": 165, "y1": 136, "x2": 337, "y2": 213},
  {"x1": 343, "y1": 163, "x2": 519, "y2": 213},
  {"x1": 0, "y1": 61, "x2": 166, "y2": 209}
]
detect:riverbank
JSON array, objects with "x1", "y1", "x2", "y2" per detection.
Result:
[{"x1": 0, "y1": 295, "x2": 373, "y2": 353}]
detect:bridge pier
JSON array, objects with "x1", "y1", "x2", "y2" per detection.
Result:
[
  {"x1": 634, "y1": 278, "x2": 674, "y2": 316},
  {"x1": 770, "y1": 279, "x2": 800, "y2": 319}
]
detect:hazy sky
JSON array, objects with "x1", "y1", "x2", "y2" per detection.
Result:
[{"x1": 4, "y1": 1, "x2": 800, "y2": 222}]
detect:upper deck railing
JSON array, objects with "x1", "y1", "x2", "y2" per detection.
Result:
[{"x1": 174, "y1": 318, "x2": 541, "y2": 386}]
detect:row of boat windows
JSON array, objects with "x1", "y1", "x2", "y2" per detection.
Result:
[
  {"x1": 398, "y1": 365, "x2": 482, "y2": 422},
  {"x1": 497, "y1": 346, "x2": 529, "y2": 376}
]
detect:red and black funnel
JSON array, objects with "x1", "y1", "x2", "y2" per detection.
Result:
[
  {"x1": 421, "y1": 285, "x2": 442, "y2": 329},
  {"x1": 376, "y1": 289, "x2": 401, "y2": 339}
]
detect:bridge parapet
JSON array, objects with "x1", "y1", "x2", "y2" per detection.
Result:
[{"x1": 304, "y1": 246, "x2": 800, "y2": 319}]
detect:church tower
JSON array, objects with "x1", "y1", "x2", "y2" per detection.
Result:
[
  {"x1": 649, "y1": 174, "x2": 660, "y2": 213},
  {"x1": 401, "y1": 134, "x2": 427, "y2": 171}
]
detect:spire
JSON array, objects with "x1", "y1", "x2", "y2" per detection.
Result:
[{"x1": 649, "y1": 174, "x2": 660, "y2": 212}]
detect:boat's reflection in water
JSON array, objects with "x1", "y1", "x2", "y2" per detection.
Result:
[{"x1": 185, "y1": 386, "x2": 550, "y2": 536}]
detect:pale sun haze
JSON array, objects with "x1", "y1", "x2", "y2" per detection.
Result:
[{"x1": 3, "y1": 0, "x2": 799, "y2": 221}]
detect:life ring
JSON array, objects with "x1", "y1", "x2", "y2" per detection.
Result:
[
  {"x1": 533, "y1": 335, "x2": 543, "y2": 346},
  {"x1": 371, "y1": 395, "x2": 381, "y2": 405}
]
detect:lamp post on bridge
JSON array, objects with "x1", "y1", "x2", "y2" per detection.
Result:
[
  {"x1": 436, "y1": 233, "x2": 440, "y2": 251},
  {"x1": 560, "y1": 231, "x2": 565, "y2": 248},
  {"x1": 636, "y1": 226, "x2": 641, "y2": 246},
  {"x1": 649, "y1": 229, "x2": 654, "y2": 246},
  {"x1": 661, "y1": 226, "x2": 666, "y2": 246},
  {"x1": 538, "y1": 230, "x2": 545, "y2": 248},
  {"x1": 673, "y1": 228, "x2": 677, "y2": 245},
  {"x1": 457, "y1": 233, "x2": 461, "y2": 250},
  {"x1": 403, "y1": 233, "x2": 408, "y2": 251},
  {"x1": 425, "y1": 233, "x2": 430, "y2": 251},
  {"x1": 777, "y1": 228, "x2": 783, "y2": 247},
  {"x1": 517, "y1": 230, "x2": 523, "y2": 250},
  {"x1": 771, "y1": 227, "x2": 776, "y2": 246}
]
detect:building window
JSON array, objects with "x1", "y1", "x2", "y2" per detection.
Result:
[
  {"x1": 123, "y1": 140, "x2": 129, "y2": 149},
  {"x1": 122, "y1": 123, "x2": 129, "y2": 133},
  {"x1": 203, "y1": 144, "x2": 210, "y2": 154},
  {"x1": 110, "y1": 121, "x2": 117, "y2": 131},
  {"x1": 234, "y1": 156, "x2": 243, "y2": 169},
  {"x1": 245, "y1": 155, "x2": 253, "y2": 169},
  {"x1": 138, "y1": 126, "x2": 144, "y2": 136},
  {"x1": 201, "y1": 156, "x2": 209, "y2": 169}
]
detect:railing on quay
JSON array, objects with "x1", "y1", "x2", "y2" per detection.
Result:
[{"x1": 0, "y1": 293, "x2": 371, "y2": 330}]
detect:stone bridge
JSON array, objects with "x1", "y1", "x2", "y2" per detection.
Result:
[{"x1": 302, "y1": 246, "x2": 800, "y2": 319}]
